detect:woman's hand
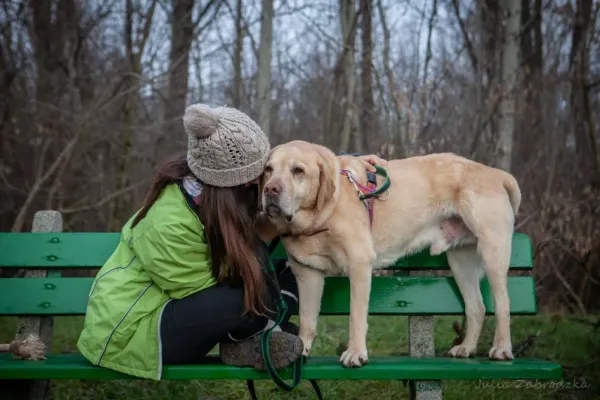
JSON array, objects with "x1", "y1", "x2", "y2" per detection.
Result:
[{"x1": 358, "y1": 154, "x2": 387, "y2": 172}]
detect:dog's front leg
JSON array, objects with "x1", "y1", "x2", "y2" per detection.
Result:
[
  {"x1": 340, "y1": 261, "x2": 372, "y2": 368},
  {"x1": 289, "y1": 261, "x2": 325, "y2": 357}
]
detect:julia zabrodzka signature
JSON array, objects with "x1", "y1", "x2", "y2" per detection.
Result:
[{"x1": 474, "y1": 379, "x2": 590, "y2": 390}]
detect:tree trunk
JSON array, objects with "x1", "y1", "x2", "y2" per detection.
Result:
[
  {"x1": 473, "y1": 0, "x2": 485, "y2": 156},
  {"x1": 22, "y1": 0, "x2": 79, "y2": 228},
  {"x1": 481, "y1": 0, "x2": 501, "y2": 155},
  {"x1": 516, "y1": 0, "x2": 543, "y2": 164},
  {"x1": 165, "y1": 0, "x2": 194, "y2": 133},
  {"x1": 568, "y1": 0, "x2": 599, "y2": 179},
  {"x1": 232, "y1": 0, "x2": 243, "y2": 108},
  {"x1": 496, "y1": 0, "x2": 521, "y2": 172},
  {"x1": 360, "y1": 0, "x2": 374, "y2": 153},
  {"x1": 28, "y1": 0, "x2": 56, "y2": 108},
  {"x1": 377, "y1": 0, "x2": 406, "y2": 157},
  {"x1": 156, "y1": 0, "x2": 194, "y2": 164},
  {"x1": 256, "y1": 0, "x2": 274, "y2": 135},
  {"x1": 339, "y1": 0, "x2": 357, "y2": 152},
  {"x1": 419, "y1": 0, "x2": 437, "y2": 139}
]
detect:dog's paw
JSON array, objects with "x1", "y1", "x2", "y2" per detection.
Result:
[
  {"x1": 299, "y1": 329, "x2": 315, "y2": 354},
  {"x1": 299, "y1": 335, "x2": 313, "y2": 357},
  {"x1": 489, "y1": 343, "x2": 514, "y2": 360},
  {"x1": 340, "y1": 347, "x2": 369, "y2": 368},
  {"x1": 448, "y1": 344, "x2": 475, "y2": 358}
]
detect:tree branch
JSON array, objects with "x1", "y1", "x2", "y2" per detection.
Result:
[
  {"x1": 193, "y1": 0, "x2": 221, "y2": 32},
  {"x1": 11, "y1": 132, "x2": 82, "y2": 232},
  {"x1": 450, "y1": 0, "x2": 477, "y2": 72},
  {"x1": 59, "y1": 180, "x2": 150, "y2": 214}
]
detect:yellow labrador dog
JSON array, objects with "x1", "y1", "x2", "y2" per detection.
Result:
[{"x1": 260, "y1": 140, "x2": 521, "y2": 368}]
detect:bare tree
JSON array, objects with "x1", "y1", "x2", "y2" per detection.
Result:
[
  {"x1": 158, "y1": 0, "x2": 220, "y2": 163},
  {"x1": 360, "y1": 0, "x2": 374, "y2": 153},
  {"x1": 569, "y1": 0, "x2": 599, "y2": 178},
  {"x1": 516, "y1": 0, "x2": 543, "y2": 163},
  {"x1": 339, "y1": 0, "x2": 358, "y2": 152},
  {"x1": 419, "y1": 0, "x2": 437, "y2": 137},
  {"x1": 232, "y1": 0, "x2": 243, "y2": 108},
  {"x1": 256, "y1": 0, "x2": 274, "y2": 135},
  {"x1": 377, "y1": 0, "x2": 409, "y2": 157},
  {"x1": 109, "y1": 0, "x2": 157, "y2": 232},
  {"x1": 496, "y1": 0, "x2": 521, "y2": 172},
  {"x1": 165, "y1": 0, "x2": 195, "y2": 134}
]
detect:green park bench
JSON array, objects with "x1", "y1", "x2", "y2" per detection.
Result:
[{"x1": 0, "y1": 211, "x2": 562, "y2": 399}]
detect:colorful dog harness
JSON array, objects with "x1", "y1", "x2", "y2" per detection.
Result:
[{"x1": 340, "y1": 165, "x2": 391, "y2": 226}]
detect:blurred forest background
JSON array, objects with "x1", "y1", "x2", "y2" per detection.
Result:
[{"x1": 0, "y1": 0, "x2": 598, "y2": 313}]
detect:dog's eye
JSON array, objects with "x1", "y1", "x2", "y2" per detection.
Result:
[
  {"x1": 292, "y1": 167, "x2": 304, "y2": 175},
  {"x1": 265, "y1": 165, "x2": 273, "y2": 173}
]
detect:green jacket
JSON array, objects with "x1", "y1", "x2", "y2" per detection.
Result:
[{"x1": 77, "y1": 183, "x2": 217, "y2": 380}]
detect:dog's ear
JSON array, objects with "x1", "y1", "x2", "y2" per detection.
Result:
[{"x1": 314, "y1": 145, "x2": 337, "y2": 212}]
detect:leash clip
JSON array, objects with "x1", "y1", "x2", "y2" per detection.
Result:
[
  {"x1": 344, "y1": 171, "x2": 366, "y2": 201},
  {"x1": 377, "y1": 190, "x2": 391, "y2": 201}
]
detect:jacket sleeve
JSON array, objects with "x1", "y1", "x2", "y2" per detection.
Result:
[{"x1": 134, "y1": 223, "x2": 215, "y2": 299}]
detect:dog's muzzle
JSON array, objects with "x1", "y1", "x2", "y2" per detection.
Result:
[
  {"x1": 265, "y1": 203, "x2": 293, "y2": 223},
  {"x1": 263, "y1": 200, "x2": 293, "y2": 223},
  {"x1": 263, "y1": 179, "x2": 293, "y2": 222}
]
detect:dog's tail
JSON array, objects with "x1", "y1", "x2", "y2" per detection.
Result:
[{"x1": 500, "y1": 171, "x2": 521, "y2": 216}]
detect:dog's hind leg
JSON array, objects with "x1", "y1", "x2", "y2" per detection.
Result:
[
  {"x1": 447, "y1": 245, "x2": 485, "y2": 358},
  {"x1": 456, "y1": 191, "x2": 515, "y2": 360},
  {"x1": 289, "y1": 262, "x2": 325, "y2": 357},
  {"x1": 478, "y1": 229, "x2": 514, "y2": 360}
]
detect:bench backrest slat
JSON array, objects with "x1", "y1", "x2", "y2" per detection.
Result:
[
  {"x1": 0, "y1": 232, "x2": 533, "y2": 270},
  {"x1": 0, "y1": 276, "x2": 536, "y2": 316},
  {"x1": 0, "y1": 230, "x2": 536, "y2": 317}
]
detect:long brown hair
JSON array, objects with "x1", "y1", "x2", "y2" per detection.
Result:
[{"x1": 132, "y1": 154, "x2": 268, "y2": 315}]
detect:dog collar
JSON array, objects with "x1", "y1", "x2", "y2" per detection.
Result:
[{"x1": 281, "y1": 227, "x2": 330, "y2": 239}]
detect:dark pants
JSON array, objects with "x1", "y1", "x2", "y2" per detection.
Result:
[{"x1": 160, "y1": 258, "x2": 298, "y2": 364}]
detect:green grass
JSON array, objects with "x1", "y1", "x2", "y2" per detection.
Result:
[{"x1": 1, "y1": 314, "x2": 598, "y2": 399}]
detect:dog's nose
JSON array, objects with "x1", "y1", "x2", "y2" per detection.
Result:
[{"x1": 264, "y1": 181, "x2": 282, "y2": 197}]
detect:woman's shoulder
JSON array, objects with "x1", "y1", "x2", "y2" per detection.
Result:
[{"x1": 127, "y1": 183, "x2": 205, "y2": 241}]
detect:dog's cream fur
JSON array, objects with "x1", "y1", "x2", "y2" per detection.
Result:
[{"x1": 260, "y1": 140, "x2": 521, "y2": 368}]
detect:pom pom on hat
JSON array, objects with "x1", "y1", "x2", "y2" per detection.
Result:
[{"x1": 183, "y1": 104, "x2": 219, "y2": 139}]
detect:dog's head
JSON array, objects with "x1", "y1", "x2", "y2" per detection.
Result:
[{"x1": 260, "y1": 140, "x2": 339, "y2": 229}]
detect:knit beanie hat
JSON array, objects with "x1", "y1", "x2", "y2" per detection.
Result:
[{"x1": 183, "y1": 104, "x2": 270, "y2": 187}]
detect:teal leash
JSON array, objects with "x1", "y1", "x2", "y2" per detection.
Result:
[
  {"x1": 245, "y1": 239, "x2": 323, "y2": 399},
  {"x1": 358, "y1": 165, "x2": 391, "y2": 201},
  {"x1": 260, "y1": 255, "x2": 304, "y2": 390}
]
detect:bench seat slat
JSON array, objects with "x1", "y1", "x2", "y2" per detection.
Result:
[
  {"x1": 0, "y1": 276, "x2": 536, "y2": 316},
  {"x1": 0, "y1": 354, "x2": 562, "y2": 381},
  {"x1": 0, "y1": 232, "x2": 532, "y2": 270}
]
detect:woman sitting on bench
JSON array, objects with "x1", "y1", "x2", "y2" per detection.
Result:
[{"x1": 77, "y1": 103, "x2": 386, "y2": 382}]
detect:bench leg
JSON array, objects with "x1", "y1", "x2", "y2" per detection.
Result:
[
  {"x1": 408, "y1": 316, "x2": 442, "y2": 400},
  {"x1": 1, "y1": 211, "x2": 63, "y2": 400}
]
